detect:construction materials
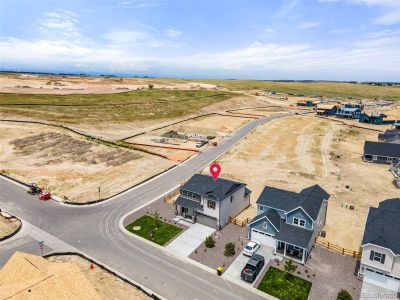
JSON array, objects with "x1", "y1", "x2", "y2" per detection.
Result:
[{"x1": 27, "y1": 183, "x2": 42, "y2": 195}]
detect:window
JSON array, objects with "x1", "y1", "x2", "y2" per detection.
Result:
[
  {"x1": 207, "y1": 200, "x2": 216, "y2": 209},
  {"x1": 369, "y1": 250, "x2": 386, "y2": 264},
  {"x1": 230, "y1": 195, "x2": 233, "y2": 203},
  {"x1": 293, "y1": 217, "x2": 306, "y2": 227},
  {"x1": 263, "y1": 221, "x2": 267, "y2": 229},
  {"x1": 259, "y1": 206, "x2": 263, "y2": 211}
]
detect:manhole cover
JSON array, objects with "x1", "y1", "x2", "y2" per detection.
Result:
[{"x1": 132, "y1": 226, "x2": 141, "y2": 231}]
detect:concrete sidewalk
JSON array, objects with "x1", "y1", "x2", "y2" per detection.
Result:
[{"x1": 166, "y1": 223, "x2": 215, "y2": 257}]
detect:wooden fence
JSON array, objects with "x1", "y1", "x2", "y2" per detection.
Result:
[
  {"x1": 315, "y1": 238, "x2": 361, "y2": 259},
  {"x1": 229, "y1": 216, "x2": 251, "y2": 227}
]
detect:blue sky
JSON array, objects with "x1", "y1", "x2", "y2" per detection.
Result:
[{"x1": 0, "y1": 0, "x2": 399, "y2": 81}]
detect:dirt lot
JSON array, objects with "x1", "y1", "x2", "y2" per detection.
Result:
[
  {"x1": 0, "y1": 215, "x2": 20, "y2": 239},
  {"x1": 0, "y1": 122, "x2": 175, "y2": 202},
  {"x1": 0, "y1": 73, "x2": 222, "y2": 95},
  {"x1": 215, "y1": 115, "x2": 399, "y2": 251},
  {"x1": 46, "y1": 255, "x2": 151, "y2": 300},
  {"x1": 150, "y1": 114, "x2": 250, "y2": 138}
]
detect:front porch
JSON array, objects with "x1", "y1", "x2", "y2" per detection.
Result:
[
  {"x1": 176, "y1": 206, "x2": 196, "y2": 223},
  {"x1": 276, "y1": 241, "x2": 307, "y2": 264}
]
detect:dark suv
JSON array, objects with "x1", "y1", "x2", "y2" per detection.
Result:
[{"x1": 240, "y1": 254, "x2": 265, "y2": 283}]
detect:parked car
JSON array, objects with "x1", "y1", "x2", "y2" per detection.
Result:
[
  {"x1": 196, "y1": 141, "x2": 208, "y2": 148},
  {"x1": 241, "y1": 254, "x2": 265, "y2": 283},
  {"x1": 242, "y1": 241, "x2": 260, "y2": 257}
]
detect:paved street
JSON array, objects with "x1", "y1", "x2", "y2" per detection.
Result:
[{"x1": 0, "y1": 112, "x2": 296, "y2": 300}]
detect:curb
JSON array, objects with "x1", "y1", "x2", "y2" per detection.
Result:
[{"x1": 0, "y1": 210, "x2": 22, "y2": 242}]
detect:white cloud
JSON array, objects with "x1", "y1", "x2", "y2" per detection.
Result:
[
  {"x1": 298, "y1": 21, "x2": 319, "y2": 29},
  {"x1": 39, "y1": 10, "x2": 80, "y2": 37},
  {"x1": 319, "y1": 0, "x2": 400, "y2": 25},
  {"x1": 165, "y1": 29, "x2": 182, "y2": 38},
  {"x1": 264, "y1": 27, "x2": 276, "y2": 34},
  {"x1": 104, "y1": 30, "x2": 163, "y2": 47},
  {"x1": 118, "y1": 0, "x2": 159, "y2": 9},
  {"x1": 277, "y1": 0, "x2": 301, "y2": 17}
]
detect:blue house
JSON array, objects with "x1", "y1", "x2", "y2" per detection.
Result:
[
  {"x1": 248, "y1": 185, "x2": 329, "y2": 264},
  {"x1": 359, "y1": 112, "x2": 394, "y2": 125},
  {"x1": 336, "y1": 107, "x2": 362, "y2": 119}
]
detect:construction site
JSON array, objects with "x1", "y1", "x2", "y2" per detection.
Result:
[{"x1": 0, "y1": 252, "x2": 150, "y2": 300}]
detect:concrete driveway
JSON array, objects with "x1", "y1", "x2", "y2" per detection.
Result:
[
  {"x1": 166, "y1": 223, "x2": 215, "y2": 257},
  {"x1": 222, "y1": 245, "x2": 274, "y2": 286},
  {"x1": 360, "y1": 281, "x2": 398, "y2": 300}
]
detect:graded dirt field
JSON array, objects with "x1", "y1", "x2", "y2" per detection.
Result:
[
  {"x1": 0, "y1": 215, "x2": 20, "y2": 239},
  {"x1": 0, "y1": 72, "x2": 221, "y2": 94},
  {"x1": 0, "y1": 122, "x2": 175, "y2": 202},
  {"x1": 47, "y1": 255, "x2": 150, "y2": 300},
  {"x1": 216, "y1": 115, "x2": 399, "y2": 251}
]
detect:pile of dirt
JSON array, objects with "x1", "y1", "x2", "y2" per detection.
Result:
[
  {"x1": 10, "y1": 132, "x2": 141, "y2": 167},
  {"x1": 0, "y1": 252, "x2": 101, "y2": 300}
]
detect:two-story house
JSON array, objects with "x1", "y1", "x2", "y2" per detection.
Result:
[
  {"x1": 248, "y1": 185, "x2": 329, "y2": 264},
  {"x1": 175, "y1": 174, "x2": 251, "y2": 229},
  {"x1": 336, "y1": 107, "x2": 362, "y2": 119},
  {"x1": 359, "y1": 198, "x2": 400, "y2": 293}
]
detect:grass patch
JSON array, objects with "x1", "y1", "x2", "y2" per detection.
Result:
[
  {"x1": 125, "y1": 215, "x2": 183, "y2": 246},
  {"x1": 0, "y1": 90, "x2": 234, "y2": 124},
  {"x1": 191, "y1": 79, "x2": 400, "y2": 100},
  {"x1": 257, "y1": 267, "x2": 312, "y2": 300}
]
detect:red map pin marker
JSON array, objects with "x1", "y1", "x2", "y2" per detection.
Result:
[{"x1": 210, "y1": 162, "x2": 221, "y2": 180}]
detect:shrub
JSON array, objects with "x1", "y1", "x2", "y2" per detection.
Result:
[
  {"x1": 224, "y1": 242, "x2": 236, "y2": 256},
  {"x1": 284, "y1": 259, "x2": 297, "y2": 275},
  {"x1": 205, "y1": 235, "x2": 216, "y2": 248},
  {"x1": 337, "y1": 289, "x2": 353, "y2": 300}
]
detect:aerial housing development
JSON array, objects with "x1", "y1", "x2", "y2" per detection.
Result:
[{"x1": 0, "y1": 1, "x2": 400, "y2": 300}]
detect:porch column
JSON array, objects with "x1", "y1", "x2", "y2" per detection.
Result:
[
  {"x1": 302, "y1": 250, "x2": 305, "y2": 264},
  {"x1": 283, "y1": 243, "x2": 286, "y2": 257}
]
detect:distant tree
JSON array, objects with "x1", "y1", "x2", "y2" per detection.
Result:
[
  {"x1": 284, "y1": 259, "x2": 297, "y2": 275},
  {"x1": 148, "y1": 84, "x2": 154, "y2": 90},
  {"x1": 337, "y1": 290, "x2": 353, "y2": 300},
  {"x1": 205, "y1": 236, "x2": 216, "y2": 248},
  {"x1": 224, "y1": 242, "x2": 235, "y2": 256}
]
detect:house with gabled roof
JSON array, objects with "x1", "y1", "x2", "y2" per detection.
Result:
[
  {"x1": 248, "y1": 185, "x2": 329, "y2": 264},
  {"x1": 363, "y1": 141, "x2": 400, "y2": 164},
  {"x1": 175, "y1": 174, "x2": 251, "y2": 229},
  {"x1": 358, "y1": 198, "x2": 400, "y2": 293},
  {"x1": 336, "y1": 107, "x2": 362, "y2": 119}
]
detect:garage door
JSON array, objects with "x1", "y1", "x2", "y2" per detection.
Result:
[
  {"x1": 251, "y1": 229, "x2": 276, "y2": 249},
  {"x1": 196, "y1": 213, "x2": 217, "y2": 228},
  {"x1": 364, "y1": 269, "x2": 400, "y2": 292}
]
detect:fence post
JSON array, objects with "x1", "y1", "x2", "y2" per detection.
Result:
[
  {"x1": 327, "y1": 242, "x2": 330, "y2": 249},
  {"x1": 342, "y1": 248, "x2": 344, "y2": 255}
]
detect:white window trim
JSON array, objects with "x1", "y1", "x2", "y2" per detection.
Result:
[
  {"x1": 372, "y1": 251, "x2": 384, "y2": 263},
  {"x1": 293, "y1": 217, "x2": 306, "y2": 228},
  {"x1": 263, "y1": 221, "x2": 268, "y2": 229}
]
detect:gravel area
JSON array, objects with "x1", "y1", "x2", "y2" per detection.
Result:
[
  {"x1": 188, "y1": 223, "x2": 248, "y2": 272},
  {"x1": 255, "y1": 245, "x2": 361, "y2": 300}
]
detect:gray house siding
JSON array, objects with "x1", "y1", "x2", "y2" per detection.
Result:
[
  {"x1": 258, "y1": 205, "x2": 285, "y2": 218},
  {"x1": 219, "y1": 186, "x2": 249, "y2": 227},
  {"x1": 250, "y1": 217, "x2": 278, "y2": 236},
  {"x1": 286, "y1": 208, "x2": 313, "y2": 230}
]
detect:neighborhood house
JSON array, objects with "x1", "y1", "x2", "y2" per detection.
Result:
[
  {"x1": 175, "y1": 174, "x2": 251, "y2": 229},
  {"x1": 248, "y1": 185, "x2": 329, "y2": 264},
  {"x1": 335, "y1": 107, "x2": 362, "y2": 119},
  {"x1": 359, "y1": 198, "x2": 400, "y2": 293},
  {"x1": 363, "y1": 141, "x2": 400, "y2": 164}
]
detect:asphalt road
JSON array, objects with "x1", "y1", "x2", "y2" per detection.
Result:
[{"x1": 0, "y1": 112, "x2": 296, "y2": 300}]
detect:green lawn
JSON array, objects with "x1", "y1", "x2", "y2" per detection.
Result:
[
  {"x1": 257, "y1": 267, "x2": 312, "y2": 300},
  {"x1": 125, "y1": 215, "x2": 183, "y2": 246}
]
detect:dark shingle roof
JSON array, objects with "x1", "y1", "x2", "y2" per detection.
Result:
[
  {"x1": 249, "y1": 209, "x2": 281, "y2": 230},
  {"x1": 175, "y1": 196, "x2": 203, "y2": 210},
  {"x1": 364, "y1": 141, "x2": 400, "y2": 158},
  {"x1": 256, "y1": 185, "x2": 329, "y2": 220},
  {"x1": 275, "y1": 220, "x2": 314, "y2": 249},
  {"x1": 181, "y1": 174, "x2": 246, "y2": 202},
  {"x1": 362, "y1": 199, "x2": 400, "y2": 255},
  {"x1": 299, "y1": 185, "x2": 330, "y2": 220}
]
